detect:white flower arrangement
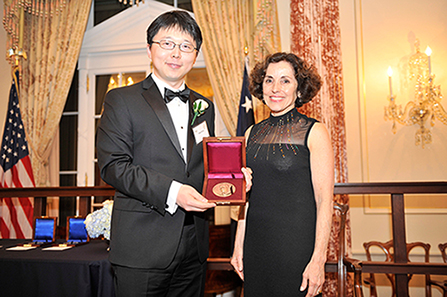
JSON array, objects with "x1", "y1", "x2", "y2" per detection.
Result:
[
  {"x1": 191, "y1": 99, "x2": 209, "y2": 125},
  {"x1": 84, "y1": 200, "x2": 113, "y2": 240}
]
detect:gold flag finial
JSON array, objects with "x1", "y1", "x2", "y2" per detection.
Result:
[{"x1": 8, "y1": 6, "x2": 27, "y2": 67}]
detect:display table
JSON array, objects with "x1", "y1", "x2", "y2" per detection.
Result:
[{"x1": 0, "y1": 239, "x2": 114, "y2": 297}]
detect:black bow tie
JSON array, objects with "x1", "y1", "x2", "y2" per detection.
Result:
[{"x1": 164, "y1": 88, "x2": 190, "y2": 103}]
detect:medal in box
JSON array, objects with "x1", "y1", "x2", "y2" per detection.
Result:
[{"x1": 202, "y1": 137, "x2": 246, "y2": 205}]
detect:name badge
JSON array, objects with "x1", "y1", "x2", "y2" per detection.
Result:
[{"x1": 193, "y1": 121, "x2": 210, "y2": 144}]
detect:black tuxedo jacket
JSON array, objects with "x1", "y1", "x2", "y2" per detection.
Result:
[{"x1": 96, "y1": 75, "x2": 215, "y2": 269}]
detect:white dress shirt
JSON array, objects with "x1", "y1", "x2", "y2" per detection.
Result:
[{"x1": 151, "y1": 74, "x2": 189, "y2": 215}]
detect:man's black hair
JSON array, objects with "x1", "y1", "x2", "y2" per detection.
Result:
[{"x1": 147, "y1": 10, "x2": 203, "y2": 50}]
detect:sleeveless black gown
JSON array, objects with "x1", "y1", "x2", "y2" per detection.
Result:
[{"x1": 244, "y1": 108, "x2": 317, "y2": 296}]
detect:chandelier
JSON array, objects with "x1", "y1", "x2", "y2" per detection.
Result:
[
  {"x1": 384, "y1": 40, "x2": 447, "y2": 148},
  {"x1": 118, "y1": 0, "x2": 144, "y2": 6}
]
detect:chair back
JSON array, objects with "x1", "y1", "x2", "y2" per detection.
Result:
[
  {"x1": 334, "y1": 202, "x2": 349, "y2": 297},
  {"x1": 363, "y1": 240, "x2": 432, "y2": 297},
  {"x1": 428, "y1": 242, "x2": 447, "y2": 297},
  {"x1": 363, "y1": 240, "x2": 395, "y2": 297},
  {"x1": 439, "y1": 243, "x2": 447, "y2": 263}
]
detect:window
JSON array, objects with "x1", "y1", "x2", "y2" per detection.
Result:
[{"x1": 94, "y1": 0, "x2": 192, "y2": 26}]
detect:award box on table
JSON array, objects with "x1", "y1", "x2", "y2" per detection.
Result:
[
  {"x1": 20, "y1": 217, "x2": 57, "y2": 247},
  {"x1": 62, "y1": 216, "x2": 89, "y2": 247},
  {"x1": 202, "y1": 137, "x2": 246, "y2": 205}
]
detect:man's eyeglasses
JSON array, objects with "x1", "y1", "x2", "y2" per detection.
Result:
[{"x1": 152, "y1": 40, "x2": 198, "y2": 53}]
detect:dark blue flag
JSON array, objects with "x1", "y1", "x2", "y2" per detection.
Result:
[{"x1": 236, "y1": 63, "x2": 255, "y2": 136}]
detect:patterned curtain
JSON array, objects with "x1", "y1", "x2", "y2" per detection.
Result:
[
  {"x1": 251, "y1": 0, "x2": 282, "y2": 122},
  {"x1": 3, "y1": 0, "x2": 92, "y2": 186},
  {"x1": 290, "y1": 0, "x2": 351, "y2": 295},
  {"x1": 191, "y1": 0, "x2": 281, "y2": 134}
]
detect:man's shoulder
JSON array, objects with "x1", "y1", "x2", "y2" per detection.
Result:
[
  {"x1": 104, "y1": 79, "x2": 151, "y2": 106},
  {"x1": 108, "y1": 79, "x2": 146, "y2": 95},
  {"x1": 190, "y1": 89, "x2": 207, "y2": 99},
  {"x1": 190, "y1": 90, "x2": 213, "y2": 106}
]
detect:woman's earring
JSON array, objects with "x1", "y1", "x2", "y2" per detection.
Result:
[{"x1": 297, "y1": 91, "x2": 302, "y2": 98}]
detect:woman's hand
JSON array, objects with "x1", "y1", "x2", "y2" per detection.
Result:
[
  {"x1": 241, "y1": 167, "x2": 253, "y2": 192},
  {"x1": 230, "y1": 245, "x2": 244, "y2": 280},
  {"x1": 300, "y1": 259, "x2": 325, "y2": 296},
  {"x1": 231, "y1": 217, "x2": 247, "y2": 281}
]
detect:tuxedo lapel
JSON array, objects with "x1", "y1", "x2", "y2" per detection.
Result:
[
  {"x1": 141, "y1": 77, "x2": 184, "y2": 161},
  {"x1": 187, "y1": 91, "x2": 197, "y2": 164}
]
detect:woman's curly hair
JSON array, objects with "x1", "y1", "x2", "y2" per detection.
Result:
[{"x1": 248, "y1": 52, "x2": 322, "y2": 108}]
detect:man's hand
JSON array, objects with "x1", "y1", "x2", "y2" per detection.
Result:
[{"x1": 176, "y1": 185, "x2": 216, "y2": 212}]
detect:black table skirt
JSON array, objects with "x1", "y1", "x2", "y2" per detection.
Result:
[{"x1": 0, "y1": 239, "x2": 114, "y2": 297}]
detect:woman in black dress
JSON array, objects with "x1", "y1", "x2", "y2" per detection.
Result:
[{"x1": 231, "y1": 52, "x2": 334, "y2": 297}]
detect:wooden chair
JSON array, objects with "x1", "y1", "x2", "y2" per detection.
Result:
[
  {"x1": 329, "y1": 202, "x2": 366, "y2": 297},
  {"x1": 362, "y1": 239, "x2": 432, "y2": 296},
  {"x1": 334, "y1": 202, "x2": 350, "y2": 296},
  {"x1": 428, "y1": 243, "x2": 447, "y2": 297},
  {"x1": 363, "y1": 240, "x2": 394, "y2": 296},
  {"x1": 440, "y1": 243, "x2": 447, "y2": 263},
  {"x1": 205, "y1": 224, "x2": 241, "y2": 296}
]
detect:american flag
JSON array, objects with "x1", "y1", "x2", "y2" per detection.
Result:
[
  {"x1": 0, "y1": 69, "x2": 35, "y2": 239},
  {"x1": 236, "y1": 56, "x2": 255, "y2": 136}
]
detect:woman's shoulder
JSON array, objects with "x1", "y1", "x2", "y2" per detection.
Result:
[
  {"x1": 308, "y1": 122, "x2": 331, "y2": 151},
  {"x1": 295, "y1": 110, "x2": 318, "y2": 124}
]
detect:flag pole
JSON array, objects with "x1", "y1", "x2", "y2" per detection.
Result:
[
  {"x1": 244, "y1": 45, "x2": 249, "y2": 69},
  {"x1": 19, "y1": 6, "x2": 24, "y2": 54},
  {"x1": 8, "y1": 6, "x2": 27, "y2": 69},
  {"x1": 236, "y1": 46, "x2": 255, "y2": 137}
]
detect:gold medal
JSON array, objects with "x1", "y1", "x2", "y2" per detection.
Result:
[{"x1": 212, "y1": 182, "x2": 236, "y2": 197}]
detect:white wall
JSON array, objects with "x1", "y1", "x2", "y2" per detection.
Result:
[
  {"x1": 337, "y1": 0, "x2": 447, "y2": 251},
  {"x1": 338, "y1": 0, "x2": 447, "y2": 296}
]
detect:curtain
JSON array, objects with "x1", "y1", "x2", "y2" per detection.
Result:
[
  {"x1": 4, "y1": 0, "x2": 92, "y2": 186},
  {"x1": 251, "y1": 0, "x2": 282, "y2": 122},
  {"x1": 191, "y1": 0, "x2": 281, "y2": 134},
  {"x1": 291, "y1": 0, "x2": 351, "y2": 295},
  {"x1": 290, "y1": 0, "x2": 352, "y2": 296}
]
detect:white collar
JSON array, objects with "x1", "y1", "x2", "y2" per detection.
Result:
[{"x1": 151, "y1": 73, "x2": 186, "y2": 97}]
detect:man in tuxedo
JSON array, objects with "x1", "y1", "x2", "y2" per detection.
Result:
[{"x1": 96, "y1": 10, "x2": 231, "y2": 297}]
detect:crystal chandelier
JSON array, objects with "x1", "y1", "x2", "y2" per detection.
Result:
[
  {"x1": 118, "y1": 0, "x2": 144, "y2": 6},
  {"x1": 384, "y1": 40, "x2": 447, "y2": 148}
]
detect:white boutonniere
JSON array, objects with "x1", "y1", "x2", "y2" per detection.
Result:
[{"x1": 191, "y1": 99, "x2": 209, "y2": 126}]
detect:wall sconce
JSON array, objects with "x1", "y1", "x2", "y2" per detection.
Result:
[{"x1": 384, "y1": 40, "x2": 446, "y2": 148}]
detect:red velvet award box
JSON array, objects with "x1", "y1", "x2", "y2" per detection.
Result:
[{"x1": 202, "y1": 137, "x2": 246, "y2": 205}]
